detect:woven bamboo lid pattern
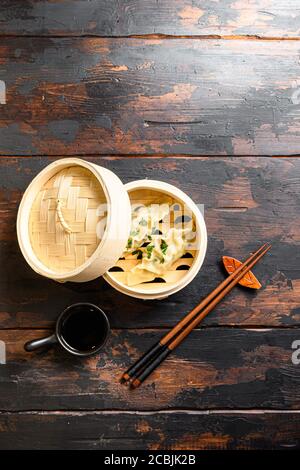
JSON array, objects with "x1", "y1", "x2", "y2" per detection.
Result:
[{"x1": 29, "y1": 165, "x2": 106, "y2": 273}]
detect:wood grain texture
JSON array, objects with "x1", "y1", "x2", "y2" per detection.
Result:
[
  {"x1": 1, "y1": 38, "x2": 300, "y2": 155},
  {"x1": 0, "y1": 1, "x2": 299, "y2": 38},
  {"x1": 1, "y1": 0, "x2": 299, "y2": 451},
  {"x1": 0, "y1": 410, "x2": 299, "y2": 450},
  {"x1": 0, "y1": 328, "x2": 299, "y2": 411},
  {"x1": 0, "y1": 157, "x2": 299, "y2": 329}
]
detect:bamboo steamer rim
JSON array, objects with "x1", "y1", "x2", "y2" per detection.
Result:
[
  {"x1": 103, "y1": 179, "x2": 208, "y2": 299},
  {"x1": 17, "y1": 158, "x2": 114, "y2": 280}
]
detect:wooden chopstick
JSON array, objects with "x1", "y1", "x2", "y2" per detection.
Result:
[
  {"x1": 120, "y1": 243, "x2": 269, "y2": 385},
  {"x1": 129, "y1": 243, "x2": 271, "y2": 389}
]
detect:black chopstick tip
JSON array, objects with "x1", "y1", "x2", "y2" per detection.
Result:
[
  {"x1": 130, "y1": 378, "x2": 141, "y2": 390},
  {"x1": 120, "y1": 373, "x2": 130, "y2": 384}
]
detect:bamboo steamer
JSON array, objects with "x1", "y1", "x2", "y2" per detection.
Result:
[
  {"x1": 17, "y1": 159, "x2": 207, "y2": 299},
  {"x1": 103, "y1": 180, "x2": 207, "y2": 299},
  {"x1": 17, "y1": 158, "x2": 131, "y2": 283}
]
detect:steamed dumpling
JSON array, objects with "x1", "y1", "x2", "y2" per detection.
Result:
[
  {"x1": 122, "y1": 203, "x2": 194, "y2": 287},
  {"x1": 125, "y1": 203, "x2": 169, "y2": 253},
  {"x1": 131, "y1": 228, "x2": 188, "y2": 277},
  {"x1": 127, "y1": 269, "x2": 156, "y2": 287}
]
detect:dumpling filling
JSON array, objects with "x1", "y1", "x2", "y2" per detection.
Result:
[{"x1": 124, "y1": 204, "x2": 192, "y2": 286}]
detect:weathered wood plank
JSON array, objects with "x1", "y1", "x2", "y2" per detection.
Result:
[
  {"x1": 1, "y1": 38, "x2": 300, "y2": 155},
  {"x1": 0, "y1": 328, "x2": 299, "y2": 411},
  {"x1": 0, "y1": 410, "x2": 299, "y2": 450},
  {"x1": 0, "y1": 157, "x2": 299, "y2": 329},
  {"x1": 0, "y1": 1, "x2": 299, "y2": 38}
]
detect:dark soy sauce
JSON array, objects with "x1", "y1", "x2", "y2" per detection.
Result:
[{"x1": 60, "y1": 305, "x2": 107, "y2": 353}]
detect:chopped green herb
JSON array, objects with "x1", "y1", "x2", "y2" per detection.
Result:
[
  {"x1": 160, "y1": 257, "x2": 165, "y2": 264},
  {"x1": 148, "y1": 235, "x2": 152, "y2": 241},
  {"x1": 160, "y1": 239, "x2": 168, "y2": 255},
  {"x1": 139, "y1": 217, "x2": 147, "y2": 226},
  {"x1": 132, "y1": 249, "x2": 143, "y2": 259},
  {"x1": 127, "y1": 238, "x2": 133, "y2": 249},
  {"x1": 146, "y1": 244, "x2": 154, "y2": 259}
]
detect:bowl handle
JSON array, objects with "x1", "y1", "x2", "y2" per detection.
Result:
[{"x1": 24, "y1": 334, "x2": 57, "y2": 352}]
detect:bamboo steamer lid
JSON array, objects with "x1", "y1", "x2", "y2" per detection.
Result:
[
  {"x1": 17, "y1": 158, "x2": 131, "y2": 283},
  {"x1": 29, "y1": 166, "x2": 105, "y2": 273}
]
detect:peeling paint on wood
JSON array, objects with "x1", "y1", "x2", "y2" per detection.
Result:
[
  {"x1": 0, "y1": 411, "x2": 299, "y2": 450},
  {"x1": 1, "y1": 39, "x2": 300, "y2": 155},
  {"x1": 0, "y1": 328, "x2": 299, "y2": 411},
  {"x1": 0, "y1": 1, "x2": 299, "y2": 449},
  {"x1": 0, "y1": 1, "x2": 299, "y2": 38}
]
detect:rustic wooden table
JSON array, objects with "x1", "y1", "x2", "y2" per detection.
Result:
[{"x1": 0, "y1": 1, "x2": 299, "y2": 450}]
